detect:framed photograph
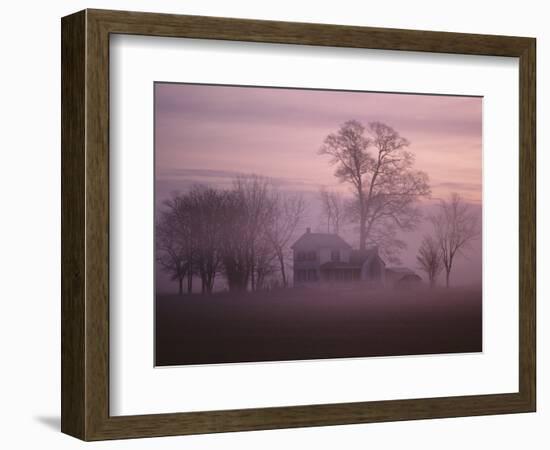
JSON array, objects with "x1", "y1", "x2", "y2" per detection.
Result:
[{"x1": 61, "y1": 9, "x2": 536, "y2": 440}]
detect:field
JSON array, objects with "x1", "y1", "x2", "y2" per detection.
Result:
[{"x1": 155, "y1": 285, "x2": 482, "y2": 366}]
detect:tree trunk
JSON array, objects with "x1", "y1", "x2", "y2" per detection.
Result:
[
  {"x1": 359, "y1": 213, "x2": 367, "y2": 251},
  {"x1": 187, "y1": 272, "x2": 193, "y2": 294},
  {"x1": 277, "y1": 251, "x2": 287, "y2": 288},
  {"x1": 178, "y1": 277, "x2": 183, "y2": 295},
  {"x1": 225, "y1": 257, "x2": 249, "y2": 292},
  {"x1": 445, "y1": 270, "x2": 450, "y2": 288},
  {"x1": 250, "y1": 258, "x2": 256, "y2": 291},
  {"x1": 207, "y1": 273, "x2": 215, "y2": 294},
  {"x1": 358, "y1": 184, "x2": 367, "y2": 250},
  {"x1": 256, "y1": 272, "x2": 264, "y2": 291}
]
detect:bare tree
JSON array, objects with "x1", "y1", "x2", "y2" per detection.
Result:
[
  {"x1": 157, "y1": 187, "x2": 227, "y2": 295},
  {"x1": 266, "y1": 193, "x2": 306, "y2": 287},
  {"x1": 186, "y1": 186, "x2": 226, "y2": 294},
  {"x1": 156, "y1": 194, "x2": 194, "y2": 294},
  {"x1": 252, "y1": 231, "x2": 278, "y2": 291},
  {"x1": 319, "y1": 120, "x2": 430, "y2": 253},
  {"x1": 219, "y1": 189, "x2": 251, "y2": 291},
  {"x1": 319, "y1": 121, "x2": 371, "y2": 248},
  {"x1": 156, "y1": 175, "x2": 307, "y2": 294},
  {"x1": 224, "y1": 178, "x2": 306, "y2": 291},
  {"x1": 319, "y1": 187, "x2": 345, "y2": 234},
  {"x1": 226, "y1": 175, "x2": 276, "y2": 291},
  {"x1": 431, "y1": 193, "x2": 480, "y2": 288},
  {"x1": 366, "y1": 220, "x2": 407, "y2": 265},
  {"x1": 416, "y1": 235, "x2": 443, "y2": 288}
]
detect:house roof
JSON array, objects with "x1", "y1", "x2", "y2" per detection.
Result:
[
  {"x1": 350, "y1": 248, "x2": 382, "y2": 265},
  {"x1": 291, "y1": 231, "x2": 352, "y2": 250}
]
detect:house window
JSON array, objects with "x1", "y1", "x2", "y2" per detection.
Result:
[
  {"x1": 295, "y1": 251, "x2": 316, "y2": 261},
  {"x1": 331, "y1": 250, "x2": 340, "y2": 262},
  {"x1": 295, "y1": 269, "x2": 306, "y2": 282},
  {"x1": 307, "y1": 269, "x2": 318, "y2": 281}
]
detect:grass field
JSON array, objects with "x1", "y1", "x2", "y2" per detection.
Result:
[{"x1": 155, "y1": 285, "x2": 482, "y2": 366}]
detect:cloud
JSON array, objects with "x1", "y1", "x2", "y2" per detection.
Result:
[
  {"x1": 155, "y1": 83, "x2": 483, "y2": 140},
  {"x1": 431, "y1": 181, "x2": 482, "y2": 193}
]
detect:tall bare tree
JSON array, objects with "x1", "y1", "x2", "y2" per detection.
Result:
[
  {"x1": 416, "y1": 235, "x2": 443, "y2": 288},
  {"x1": 431, "y1": 193, "x2": 480, "y2": 288},
  {"x1": 319, "y1": 121, "x2": 371, "y2": 248},
  {"x1": 219, "y1": 189, "x2": 251, "y2": 291},
  {"x1": 186, "y1": 186, "x2": 226, "y2": 294},
  {"x1": 319, "y1": 187, "x2": 345, "y2": 234},
  {"x1": 234, "y1": 175, "x2": 277, "y2": 291},
  {"x1": 266, "y1": 193, "x2": 306, "y2": 287},
  {"x1": 319, "y1": 120, "x2": 430, "y2": 254},
  {"x1": 252, "y1": 231, "x2": 278, "y2": 291}
]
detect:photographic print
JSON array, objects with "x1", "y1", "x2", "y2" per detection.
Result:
[{"x1": 154, "y1": 83, "x2": 482, "y2": 367}]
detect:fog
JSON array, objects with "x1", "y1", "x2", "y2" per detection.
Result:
[
  {"x1": 156, "y1": 285, "x2": 482, "y2": 366},
  {"x1": 154, "y1": 83, "x2": 482, "y2": 293},
  {"x1": 155, "y1": 171, "x2": 481, "y2": 293}
]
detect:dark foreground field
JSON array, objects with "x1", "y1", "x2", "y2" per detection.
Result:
[{"x1": 155, "y1": 285, "x2": 482, "y2": 366}]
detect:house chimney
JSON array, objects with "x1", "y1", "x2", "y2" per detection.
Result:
[{"x1": 306, "y1": 227, "x2": 311, "y2": 234}]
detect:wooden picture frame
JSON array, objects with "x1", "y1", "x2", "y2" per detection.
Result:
[{"x1": 61, "y1": 9, "x2": 536, "y2": 440}]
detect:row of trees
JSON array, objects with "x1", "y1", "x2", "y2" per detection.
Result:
[
  {"x1": 156, "y1": 176, "x2": 305, "y2": 294},
  {"x1": 417, "y1": 193, "x2": 480, "y2": 288}
]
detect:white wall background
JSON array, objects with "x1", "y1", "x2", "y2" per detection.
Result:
[{"x1": 0, "y1": 0, "x2": 546, "y2": 448}]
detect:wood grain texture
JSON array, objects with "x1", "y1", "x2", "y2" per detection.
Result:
[
  {"x1": 61, "y1": 10, "x2": 86, "y2": 439},
  {"x1": 89, "y1": 8, "x2": 532, "y2": 56},
  {"x1": 61, "y1": 8, "x2": 537, "y2": 441},
  {"x1": 518, "y1": 38, "x2": 536, "y2": 409}
]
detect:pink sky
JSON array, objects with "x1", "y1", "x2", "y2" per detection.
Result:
[
  {"x1": 155, "y1": 83, "x2": 482, "y2": 204},
  {"x1": 155, "y1": 83, "x2": 482, "y2": 286}
]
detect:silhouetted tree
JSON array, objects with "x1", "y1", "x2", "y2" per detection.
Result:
[
  {"x1": 417, "y1": 235, "x2": 443, "y2": 288},
  {"x1": 156, "y1": 175, "x2": 308, "y2": 293},
  {"x1": 319, "y1": 120, "x2": 430, "y2": 256},
  {"x1": 266, "y1": 193, "x2": 306, "y2": 287},
  {"x1": 319, "y1": 187, "x2": 345, "y2": 234},
  {"x1": 252, "y1": 231, "x2": 278, "y2": 291},
  {"x1": 218, "y1": 189, "x2": 250, "y2": 291},
  {"x1": 186, "y1": 186, "x2": 226, "y2": 294},
  {"x1": 233, "y1": 175, "x2": 276, "y2": 291},
  {"x1": 156, "y1": 195, "x2": 194, "y2": 294},
  {"x1": 431, "y1": 193, "x2": 480, "y2": 287}
]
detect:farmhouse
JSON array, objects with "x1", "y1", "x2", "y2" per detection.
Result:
[{"x1": 291, "y1": 228, "x2": 386, "y2": 285}]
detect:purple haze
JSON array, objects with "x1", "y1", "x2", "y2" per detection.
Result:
[{"x1": 155, "y1": 83, "x2": 482, "y2": 291}]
